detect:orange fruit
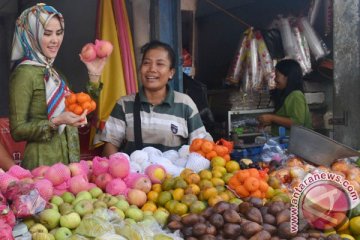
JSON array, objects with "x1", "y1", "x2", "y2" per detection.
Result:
[
  {"x1": 228, "y1": 176, "x2": 241, "y2": 189},
  {"x1": 81, "y1": 101, "x2": 92, "y2": 111},
  {"x1": 235, "y1": 185, "x2": 249, "y2": 197},
  {"x1": 195, "y1": 150, "x2": 206, "y2": 157},
  {"x1": 259, "y1": 180, "x2": 269, "y2": 192},
  {"x1": 236, "y1": 170, "x2": 250, "y2": 183},
  {"x1": 66, "y1": 93, "x2": 77, "y2": 104},
  {"x1": 90, "y1": 100, "x2": 96, "y2": 112},
  {"x1": 68, "y1": 103, "x2": 78, "y2": 112},
  {"x1": 190, "y1": 138, "x2": 204, "y2": 152},
  {"x1": 223, "y1": 154, "x2": 231, "y2": 162},
  {"x1": 214, "y1": 145, "x2": 228, "y2": 157},
  {"x1": 248, "y1": 168, "x2": 260, "y2": 178},
  {"x1": 205, "y1": 150, "x2": 217, "y2": 160},
  {"x1": 73, "y1": 105, "x2": 83, "y2": 115},
  {"x1": 201, "y1": 141, "x2": 214, "y2": 154},
  {"x1": 250, "y1": 190, "x2": 262, "y2": 198},
  {"x1": 76, "y1": 92, "x2": 91, "y2": 103},
  {"x1": 244, "y1": 177, "x2": 260, "y2": 192}
]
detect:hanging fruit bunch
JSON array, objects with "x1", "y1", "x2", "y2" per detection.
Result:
[
  {"x1": 189, "y1": 138, "x2": 233, "y2": 162},
  {"x1": 65, "y1": 92, "x2": 96, "y2": 115}
]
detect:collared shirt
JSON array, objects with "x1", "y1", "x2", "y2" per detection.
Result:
[{"x1": 101, "y1": 85, "x2": 213, "y2": 153}]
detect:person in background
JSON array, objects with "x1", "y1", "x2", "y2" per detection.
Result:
[
  {"x1": 0, "y1": 143, "x2": 15, "y2": 171},
  {"x1": 101, "y1": 40, "x2": 213, "y2": 156},
  {"x1": 9, "y1": 4, "x2": 108, "y2": 169},
  {"x1": 257, "y1": 59, "x2": 312, "y2": 136}
]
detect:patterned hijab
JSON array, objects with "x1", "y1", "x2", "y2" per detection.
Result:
[{"x1": 11, "y1": 3, "x2": 69, "y2": 132}]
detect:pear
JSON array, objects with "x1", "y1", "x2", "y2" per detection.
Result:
[
  {"x1": 32, "y1": 232, "x2": 55, "y2": 240},
  {"x1": 30, "y1": 223, "x2": 48, "y2": 234}
]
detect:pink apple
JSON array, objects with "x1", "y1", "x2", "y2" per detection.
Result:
[
  {"x1": 68, "y1": 175, "x2": 90, "y2": 195},
  {"x1": 92, "y1": 156, "x2": 109, "y2": 176},
  {"x1": 44, "y1": 163, "x2": 71, "y2": 186},
  {"x1": 127, "y1": 189, "x2": 147, "y2": 207},
  {"x1": 80, "y1": 43, "x2": 97, "y2": 62},
  {"x1": 145, "y1": 165, "x2": 166, "y2": 184},
  {"x1": 34, "y1": 179, "x2": 54, "y2": 201},
  {"x1": 68, "y1": 162, "x2": 89, "y2": 177},
  {"x1": 0, "y1": 173, "x2": 19, "y2": 193},
  {"x1": 124, "y1": 173, "x2": 151, "y2": 193},
  {"x1": 7, "y1": 165, "x2": 32, "y2": 179},
  {"x1": 95, "y1": 173, "x2": 113, "y2": 190},
  {"x1": 108, "y1": 153, "x2": 130, "y2": 178},
  {"x1": 31, "y1": 166, "x2": 50, "y2": 178},
  {"x1": 105, "y1": 178, "x2": 127, "y2": 195},
  {"x1": 94, "y1": 39, "x2": 113, "y2": 58}
]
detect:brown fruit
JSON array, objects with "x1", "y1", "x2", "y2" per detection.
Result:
[
  {"x1": 325, "y1": 234, "x2": 342, "y2": 240},
  {"x1": 168, "y1": 214, "x2": 182, "y2": 222},
  {"x1": 263, "y1": 223, "x2": 277, "y2": 235},
  {"x1": 291, "y1": 237, "x2": 307, "y2": 240},
  {"x1": 199, "y1": 235, "x2": 216, "y2": 240},
  {"x1": 241, "y1": 222, "x2": 263, "y2": 238},
  {"x1": 249, "y1": 230, "x2": 271, "y2": 240},
  {"x1": 223, "y1": 209, "x2": 242, "y2": 224},
  {"x1": 209, "y1": 213, "x2": 224, "y2": 228},
  {"x1": 167, "y1": 220, "x2": 183, "y2": 231},
  {"x1": 245, "y1": 207, "x2": 263, "y2": 224},
  {"x1": 223, "y1": 223, "x2": 241, "y2": 238},
  {"x1": 277, "y1": 222, "x2": 297, "y2": 239},
  {"x1": 186, "y1": 237, "x2": 197, "y2": 240},
  {"x1": 236, "y1": 236, "x2": 248, "y2": 240},
  {"x1": 276, "y1": 209, "x2": 290, "y2": 225},
  {"x1": 270, "y1": 237, "x2": 281, "y2": 240},
  {"x1": 182, "y1": 213, "x2": 199, "y2": 226},
  {"x1": 192, "y1": 222, "x2": 207, "y2": 237},
  {"x1": 260, "y1": 206, "x2": 268, "y2": 216},
  {"x1": 205, "y1": 222, "x2": 217, "y2": 235},
  {"x1": 238, "y1": 202, "x2": 253, "y2": 215},
  {"x1": 263, "y1": 214, "x2": 276, "y2": 225},
  {"x1": 248, "y1": 197, "x2": 263, "y2": 208},
  {"x1": 213, "y1": 201, "x2": 231, "y2": 214},
  {"x1": 182, "y1": 226, "x2": 193, "y2": 237},
  {"x1": 201, "y1": 207, "x2": 214, "y2": 219},
  {"x1": 268, "y1": 201, "x2": 285, "y2": 216}
]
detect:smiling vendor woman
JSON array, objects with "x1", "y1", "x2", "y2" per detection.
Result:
[{"x1": 101, "y1": 40, "x2": 212, "y2": 156}]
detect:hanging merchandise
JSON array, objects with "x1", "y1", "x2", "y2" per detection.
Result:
[
  {"x1": 247, "y1": 30, "x2": 261, "y2": 90},
  {"x1": 292, "y1": 26, "x2": 312, "y2": 74},
  {"x1": 299, "y1": 17, "x2": 330, "y2": 60},
  {"x1": 278, "y1": 17, "x2": 297, "y2": 58},
  {"x1": 255, "y1": 31, "x2": 276, "y2": 89},
  {"x1": 261, "y1": 29, "x2": 285, "y2": 59},
  {"x1": 308, "y1": 0, "x2": 322, "y2": 26},
  {"x1": 225, "y1": 30, "x2": 251, "y2": 86}
]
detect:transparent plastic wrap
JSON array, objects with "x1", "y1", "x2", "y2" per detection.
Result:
[
  {"x1": 4, "y1": 182, "x2": 46, "y2": 218},
  {"x1": 255, "y1": 31, "x2": 275, "y2": 89},
  {"x1": 225, "y1": 31, "x2": 249, "y2": 86},
  {"x1": 299, "y1": 17, "x2": 330, "y2": 60},
  {"x1": 292, "y1": 26, "x2": 312, "y2": 74},
  {"x1": 308, "y1": 0, "x2": 322, "y2": 26},
  {"x1": 247, "y1": 32, "x2": 261, "y2": 90},
  {"x1": 260, "y1": 138, "x2": 287, "y2": 163},
  {"x1": 278, "y1": 17, "x2": 297, "y2": 57}
]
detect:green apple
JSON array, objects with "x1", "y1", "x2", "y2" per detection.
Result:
[
  {"x1": 22, "y1": 217, "x2": 36, "y2": 229},
  {"x1": 93, "y1": 200, "x2": 108, "y2": 209},
  {"x1": 29, "y1": 223, "x2": 48, "y2": 234},
  {"x1": 61, "y1": 192, "x2": 75, "y2": 204},
  {"x1": 50, "y1": 195, "x2": 64, "y2": 206},
  {"x1": 124, "y1": 218, "x2": 136, "y2": 225},
  {"x1": 109, "y1": 206, "x2": 125, "y2": 220},
  {"x1": 58, "y1": 202, "x2": 74, "y2": 215},
  {"x1": 143, "y1": 211, "x2": 153, "y2": 216},
  {"x1": 72, "y1": 191, "x2": 92, "y2": 205},
  {"x1": 47, "y1": 203, "x2": 59, "y2": 212},
  {"x1": 73, "y1": 199, "x2": 94, "y2": 217},
  {"x1": 39, "y1": 208, "x2": 61, "y2": 230},
  {"x1": 114, "y1": 199, "x2": 130, "y2": 212},
  {"x1": 153, "y1": 208, "x2": 170, "y2": 226},
  {"x1": 89, "y1": 187, "x2": 103, "y2": 198},
  {"x1": 125, "y1": 207, "x2": 143, "y2": 222},
  {"x1": 54, "y1": 227, "x2": 72, "y2": 240},
  {"x1": 60, "y1": 212, "x2": 81, "y2": 229},
  {"x1": 32, "y1": 232, "x2": 54, "y2": 240},
  {"x1": 105, "y1": 196, "x2": 119, "y2": 207}
]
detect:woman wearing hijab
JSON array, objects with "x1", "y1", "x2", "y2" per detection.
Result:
[{"x1": 9, "y1": 4, "x2": 108, "y2": 169}]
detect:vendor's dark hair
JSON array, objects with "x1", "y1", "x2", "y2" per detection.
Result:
[
  {"x1": 141, "y1": 40, "x2": 176, "y2": 69},
  {"x1": 272, "y1": 59, "x2": 304, "y2": 111}
]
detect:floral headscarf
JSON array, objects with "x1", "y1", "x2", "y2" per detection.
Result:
[{"x1": 11, "y1": 3, "x2": 69, "y2": 132}]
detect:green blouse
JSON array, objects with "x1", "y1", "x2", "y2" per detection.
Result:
[
  {"x1": 9, "y1": 65, "x2": 100, "y2": 170},
  {"x1": 271, "y1": 90, "x2": 312, "y2": 136}
]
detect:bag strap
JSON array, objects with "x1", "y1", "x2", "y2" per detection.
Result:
[{"x1": 133, "y1": 93, "x2": 143, "y2": 150}]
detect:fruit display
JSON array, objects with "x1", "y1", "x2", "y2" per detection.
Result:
[
  {"x1": 189, "y1": 138, "x2": 232, "y2": 161},
  {"x1": 2, "y1": 143, "x2": 360, "y2": 239}
]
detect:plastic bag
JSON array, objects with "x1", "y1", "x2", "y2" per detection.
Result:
[
  {"x1": 255, "y1": 31, "x2": 275, "y2": 89},
  {"x1": 278, "y1": 17, "x2": 297, "y2": 58},
  {"x1": 261, "y1": 138, "x2": 287, "y2": 163},
  {"x1": 5, "y1": 182, "x2": 46, "y2": 218}
]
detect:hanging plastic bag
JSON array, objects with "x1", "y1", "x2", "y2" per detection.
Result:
[
  {"x1": 261, "y1": 29, "x2": 285, "y2": 59},
  {"x1": 225, "y1": 29, "x2": 251, "y2": 86},
  {"x1": 292, "y1": 26, "x2": 312, "y2": 74},
  {"x1": 246, "y1": 29, "x2": 261, "y2": 91},
  {"x1": 255, "y1": 31, "x2": 275, "y2": 89},
  {"x1": 308, "y1": 0, "x2": 322, "y2": 26},
  {"x1": 299, "y1": 17, "x2": 330, "y2": 60},
  {"x1": 278, "y1": 17, "x2": 297, "y2": 58}
]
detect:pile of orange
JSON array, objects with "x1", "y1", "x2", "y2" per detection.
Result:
[
  {"x1": 189, "y1": 138, "x2": 231, "y2": 161},
  {"x1": 65, "y1": 92, "x2": 96, "y2": 115},
  {"x1": 228, "y1": 168, "x2": 269, "y2": 199}
]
